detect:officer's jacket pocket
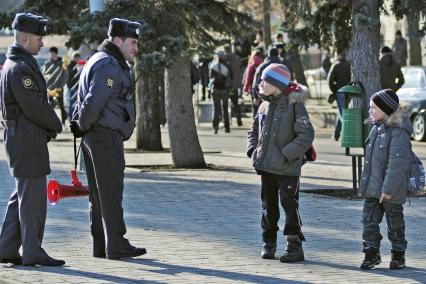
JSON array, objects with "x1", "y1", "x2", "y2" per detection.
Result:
[
  {"x1": 18, "y1": 115, "x2": 46, "y2": 157},
  {"x1": 4, "y1": 125, "x2": 21, "y2": 161}
]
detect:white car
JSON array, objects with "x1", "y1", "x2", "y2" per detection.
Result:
[{"x1": 397, "y1": 66, "x2": 426, "y2": 141}]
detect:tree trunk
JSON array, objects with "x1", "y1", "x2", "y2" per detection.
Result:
[
  {"x1": 164, "y1": 56, "x2": 206, "y2": 168},
  {"x1": 289, "y1": 49, "x2": 308, "y2": 87},
  {"x1": 263, "y1": 0, "x2": 271, "y2": 48},
  {"x1": 351, "y1": 0, "x2": 381, "y2": 108},
  {"x1": 158, "y1": 69, "x2": 167, "y2": 126},
  {"x1": 134, "y1": 58, "x2": 163, "y2": 151},
  {"x1": 406, "y1": 2, "x2": 422, "y2": 65}
]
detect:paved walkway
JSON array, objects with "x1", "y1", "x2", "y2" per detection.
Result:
[{"x1": 0, "y1": 128, "x2": 425, "y2": 283}]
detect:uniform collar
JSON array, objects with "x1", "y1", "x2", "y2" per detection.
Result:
[
  {"x1": 98, "y1": 39, "x2": 130, "y2": 71},
  {"x1": 6, "y1": 43, "x2": 41, "y2": 74}
]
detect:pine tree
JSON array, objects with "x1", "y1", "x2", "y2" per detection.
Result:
[{"x1": 0, "y1": 0, "x2": 255, "y2": 168}]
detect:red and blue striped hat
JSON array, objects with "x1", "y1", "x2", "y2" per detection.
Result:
[{"x1": 261, "y1": 63, "x2": 291, "y2": 90}]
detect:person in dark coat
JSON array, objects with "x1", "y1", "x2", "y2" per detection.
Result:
[
  {"x1": 224, "y1": 44, "x2": 243, "y2": 126},
  {"x1": 359, "y1": 89, "x2": 411, "y2": 270},
  {"x1": 379, "y1": 46, "x2": 404, "y2": 92},
  {"x1": 327, "y1": 51, "x2": 351, "y2": 141},
  {"x1": 198, "y1": 57, "x2": 211, "y2": 101},
  {"x1": 247, "y1": 63, "x2": 314, "y2": 263},
  {"x1": 209, "y1": 50, "x2": 232, "y2": 133},
  {"x1": 392, "y1": 30, "x2": 407, "y2": 67},
  {"x1": 0, "y1": 13, "x2": 64, "y2": 266},
  {"x1": 321, "y1": 50, "x2": 332, "y2": 75},
  {"x1": 66, "y1": 51, "x2": 82, "y2": 119},
  {"x1": 41, "y1": 46, "x2": 68, "y2": 125},
  {"x1": 252, "y1": 47, "x2": 282, "y2": 100},
  {"x1": 71, "y1": 18, "x2": 146, "y2": 260}
]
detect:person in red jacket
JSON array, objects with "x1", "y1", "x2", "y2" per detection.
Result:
[{"x1": 242, "y1": 49, "x2": 263, "y2": 117}]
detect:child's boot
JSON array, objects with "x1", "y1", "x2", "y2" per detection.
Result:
[
  {"x1": 360, "y1": 243, "x2": 381, "y2": 270},
  {"x1": 390, "y1": 250, "x2": 405, "y2": 269},
  {"x1": 279, "y1": 235, "x2": 304, "y2": 263},
  {"x1": 261, "y1": 243, "x2": 276, "y2": 259}
]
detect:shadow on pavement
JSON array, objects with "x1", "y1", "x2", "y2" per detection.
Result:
[
  {"x1": 306, "y1": 259, "x2": 426, "y2": 283},
  {"x1": 10, "y1": 265, "x2": 167, "y2": 284},
  {"x1": 121, "y1": 258, "x2": 307, "y2": 284}
]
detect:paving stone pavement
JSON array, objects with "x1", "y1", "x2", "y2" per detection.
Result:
[{"x1": 0, "y1": 129, "x2": 425, "y2": 283}]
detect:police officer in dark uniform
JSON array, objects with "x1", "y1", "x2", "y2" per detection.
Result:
[
  {"x1": 71, "y1": 18, "x2": 146, "y2": 259},
  {"x1": 0, "y1": 13, "x2": 64, "y2": 266}
]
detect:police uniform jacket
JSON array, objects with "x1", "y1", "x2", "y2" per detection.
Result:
[
  {"x1": 0, "y1": 44, "x2": 62, "y2": 178},
  {"x1": 73, "y1": 40, "x2": 135, "y2": 140},
  {"x1": 247, "y1": 83, "x2": 314, "y2": 176}
]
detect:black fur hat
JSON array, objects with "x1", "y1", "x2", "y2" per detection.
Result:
[
  {"x1": 12, "y1": 13, "x2": 48, "y2": 36},
  {"x1": 108, "y1": 18, "x2": 143, "y2": 39}
]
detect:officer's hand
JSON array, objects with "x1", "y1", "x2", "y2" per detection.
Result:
[
  {"x1": 46, "y1": 130, "x2": 57, "y2": 142},
  {"x1": 70, "y1": 120, "x2": 84, "y2": 138},
  {"x1": 247, "y1": 147, "x2": 255, "y2": 158}
]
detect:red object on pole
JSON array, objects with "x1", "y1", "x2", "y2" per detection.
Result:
[{"x1": 47, "y1": 170, "x2": 89, "y2": 204}]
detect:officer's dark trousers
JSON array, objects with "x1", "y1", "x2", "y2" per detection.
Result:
[
  {"x1": 362, "y1": 198, "x2": 407, "y2": 251},
  {"x1": 82, "y1": 129, "x2": 130, "y2": 254},
  {"x1": 260, "y1": 173, "x2": 304, "y2": 243},
  {"x1": 229, "y1": 88, "x2": 242, "y2": 124},
  {"x1": 212, "y1": 89, "x2": 230, "y2": 131},
  {"x1": 0, "y1": 177, "x2": 49, "y2": 264}
]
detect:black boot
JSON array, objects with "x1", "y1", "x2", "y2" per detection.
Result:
[
  {"x1": 390, "y1": 250, "x2": 405, "y2": 269},
  {"x1": 261, "y1": 243, "x2": 276, "y2": 259},
  {"x1": 280, "y1": 235, "x2": 304, "y2": 263},
  {"x1": 360, "y1": 243, "x2": 381, "y2": 270},
  {"x1": 237, "y1": 117, "x2": 243, "y2": 126}
]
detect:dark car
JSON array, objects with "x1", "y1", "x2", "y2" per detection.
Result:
[{"x1": 396, "y1": 66, "x2": 426, "y2": 141}]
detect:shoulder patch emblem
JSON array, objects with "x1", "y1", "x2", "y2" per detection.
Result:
[
  {"x1": 296, "y1": 116, "x2": 312, "y2": 128},
  {"x1": 22, "y1": 76, "x2": 33, "y2": 89},
  {"x1": 106, "y1": 77, "x2": 114, "y2": 88}
]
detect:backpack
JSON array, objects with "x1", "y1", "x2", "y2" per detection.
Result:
[{"x1": 408, "y1": 150, "x2": 425, "y2": 196}]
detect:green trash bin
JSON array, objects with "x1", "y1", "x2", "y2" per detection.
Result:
[{"x1": 341, "y1": 108, "x2": 364, "y2": 148}]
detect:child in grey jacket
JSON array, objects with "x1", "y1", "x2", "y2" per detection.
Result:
[
  {"x1": 359, "y1": 89, "x2": 412, "y2": 270},
  {"x1": 247, "y1": 63, "x2": 314, "y2": 263}
]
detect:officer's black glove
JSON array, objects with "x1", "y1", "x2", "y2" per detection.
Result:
[
  {"x1": 46, "y1": 130, "x2": 57, "y2": 143},
  {"x1": 247, "y1": 147, "x2": 255, "y2": 158},
  {"x1": 70, "y1": 120, "x2": 85, "y2": 138}
]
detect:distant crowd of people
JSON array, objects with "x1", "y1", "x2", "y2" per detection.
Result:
[
  {"x1": 192, "y1": 31, "x2": 309, "y2": 134},
  {"x1": 40, "y1": 47, "x2": 88, "y2": 129}
]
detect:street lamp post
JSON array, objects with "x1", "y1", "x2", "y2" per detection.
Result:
[{"x1": 89, "y1": 0, "x2": 104, "y2": 13}]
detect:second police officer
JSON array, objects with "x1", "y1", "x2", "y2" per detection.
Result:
[
  {"x1": 71, "y1": 18, "x2": 146, "y2": 259},
  {"x1": 0, "y1": 13, "x2": 64, "y2": 266}
]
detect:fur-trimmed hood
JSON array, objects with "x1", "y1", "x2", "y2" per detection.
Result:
[
  {"x1": 287, "y1": 83, "x2": 310, "y2": 104},
  {"x1": 365, "y1": 102, "x2": 413, "y2": 135}
]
